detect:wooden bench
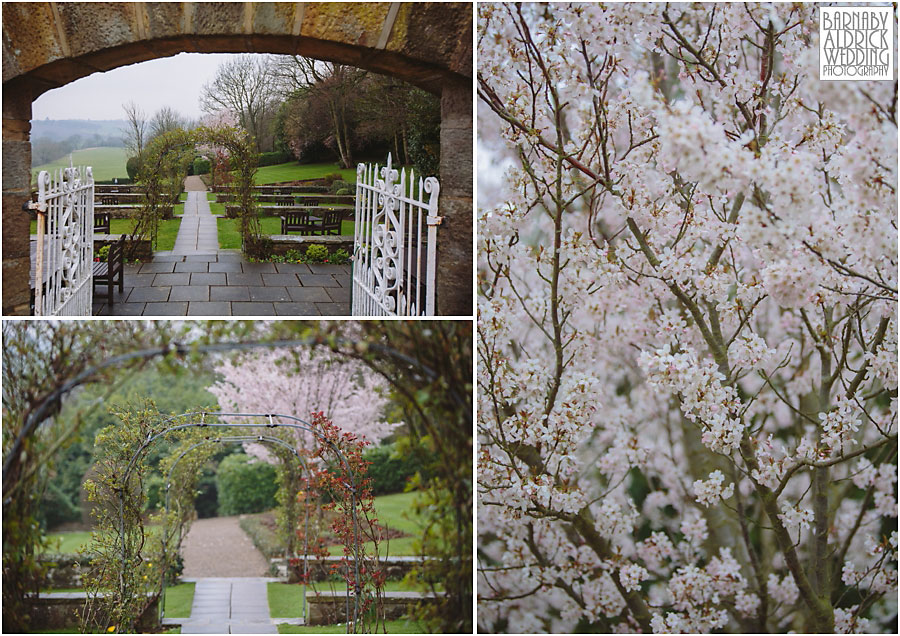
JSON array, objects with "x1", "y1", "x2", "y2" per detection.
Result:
[
  {"x1": 93, "y1": 213, "x2": 110, "y2": 234},
  {"x1": 92, "y1": 234, "x2": 125, "y2": 304},
  {"x1": 280, "y1": 210, "x2": 341, "y2": 235}
]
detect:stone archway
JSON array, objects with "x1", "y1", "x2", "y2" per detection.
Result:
[{"x1": 2, "y1": 2, "x2": 472, "y2": 315}]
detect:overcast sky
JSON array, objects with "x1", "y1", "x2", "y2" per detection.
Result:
[{"x1": 31, "y1": 52, "x2": 249, "y2": 121}]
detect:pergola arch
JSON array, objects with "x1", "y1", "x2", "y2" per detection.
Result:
[
  {"x1": 117, "y1": 411, "x2": 369, "y2": 632},
  {"x1": 158, "y1": 434, "x2": 314, "y2": 624},
  {"x1": 2, "y1": 2, "x2": 473, "y2": 315}
]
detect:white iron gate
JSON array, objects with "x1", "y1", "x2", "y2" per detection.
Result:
[
  {"x1": 352, "y1": 154, "x2": 441, "y2": 316},
  {"x1": 32, "y1": 165, "x2": 94, "y2": 316}
]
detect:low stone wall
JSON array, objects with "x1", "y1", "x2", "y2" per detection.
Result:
[
  {"x1": 307, "y1": 591, "x2": 438, "y2": 626},
  {"x1": 267, "y1": 235, "x2": 354, "y2": 256},
  {"x1": 30, "y1": 592, "x2": 159, "y2": 631},
  {"x1": 38, "y1": 554, "x2": 92, "y2": 588},
  {"x1": 218, "y1": 194, "x2": 354, "y2": 205},
  {"x1": 284, "y1": 556, "x2": 428, "y2": 583},
  {"x1": 95, "y1": 206, "x2": 174, "y2": 220}
]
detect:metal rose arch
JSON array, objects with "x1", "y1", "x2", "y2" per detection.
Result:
[{"x1": 118, "y1": 411, "x2": 369, "y2": 633}]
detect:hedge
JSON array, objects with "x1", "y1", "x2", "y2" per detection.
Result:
[
  {"x1": 258, "y1": 151, "x2": 293, "y2": 167},
  {"x1": 216, "y1": 453, "x2": 279, "y2": 516}
]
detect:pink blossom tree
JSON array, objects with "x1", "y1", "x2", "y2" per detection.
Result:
[
  {"x1": 477, "y1": 3, "x2": 896, "y2": 633},
  {"x1": 209, "y1": 348, "x2": 399, "y2": 461}
]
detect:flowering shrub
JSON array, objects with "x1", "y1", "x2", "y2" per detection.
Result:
[{"x1": 477, "y1": 3, "x2": 896, "y2": 633}]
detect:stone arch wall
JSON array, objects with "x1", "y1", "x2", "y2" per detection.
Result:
[{"x1": 2, "y1": 2, "x2": 472, "y2": 315}]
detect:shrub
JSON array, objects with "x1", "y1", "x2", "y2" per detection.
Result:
[
  {"x1": 323, "y1": 172, "x2": 343, "y2": 185},
  {"x1": 330, "y1": 249, "x2": 351, "y2": 265},
  {"x1": 96, "y1": 245, "x2": 110, "y2": 261},
  {"x1": 125, "y1": 156, "x2": 143, "y2": 181},
  {"x1": 335, "y1": 188, "x2": 351, "y2": 196},
  {"x1": 192, "y1": 157, "x2": 211, "y2": 175},
  {"x1": 329, "y1": 179, "x2": 349, "y2": 193},
  {"x1": 216, "y1": 454, "x2": 279, "y2": 516},
  {"x1": 305, "y1": 244, "x2": 329, "y2": 262},
  {"x1": 258, "y1": 151, "x2": 293, "y2": 167},
  {"x1": 363, "y1": 444, "x2": 425, "y2": 495}
]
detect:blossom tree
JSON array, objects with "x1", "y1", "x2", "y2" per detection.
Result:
[
  {"x1": 209, "y1": 347, "x2": 398, "y2": 459},
  {"x1": 477, "y1": 3, "x2": 896, "y2": 634}
]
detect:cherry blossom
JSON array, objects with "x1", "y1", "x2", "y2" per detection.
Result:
[{"x1": 477, "y1": 2, "x2": 897, "y2": 633}]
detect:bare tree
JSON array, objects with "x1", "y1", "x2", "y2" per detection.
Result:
[
  {"x1": 200, "y1": 55, "x2": 278, "y2": 153},
  {"x1": 121, "y1": 101, "x2": 147, "y2": 158},
  {"x1": 148, "y1": 106, "x2": 186, "y2": 141},
  {"x1": 275, "y1": 56, "x2": 366, "y2": 168}
]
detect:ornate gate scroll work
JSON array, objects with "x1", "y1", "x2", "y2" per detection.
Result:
[
  {"x1": 352, "y1": 154, "x2": 441, "y2": 316},
  {"x1": 33, "y1": 165, "x2": 94, "y2": 315}
]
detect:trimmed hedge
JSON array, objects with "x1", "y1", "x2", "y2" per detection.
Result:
[
  {"x1": 216, "y1": 453, "x2": 279, "y2": 516},
  {"x1": 193, "y1": 157, "x2": 211, "y2": 175},
  {"x1": 258, "y1": 151, "x2": 293, "y2": 167}
]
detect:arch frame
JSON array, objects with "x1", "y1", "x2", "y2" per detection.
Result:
[{"x1": 158, "y1": 434, "x2": 312, "y2": 625}]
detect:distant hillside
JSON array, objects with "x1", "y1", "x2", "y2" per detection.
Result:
[
  {"x1": 32, "y1": 147, "x2": 128, "y2": 185},
  {"x1": 31, "y1": 119, "x2": 127, "y2": 143}
]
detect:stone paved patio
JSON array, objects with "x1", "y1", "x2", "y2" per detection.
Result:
[
  {"x1": 92, "y1": 185, "x2": 351, "y2": 316},
  {"x1": 93, "y1": 252, "x2": 351, "y2": 316}
]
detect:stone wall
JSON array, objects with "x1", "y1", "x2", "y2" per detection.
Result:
[{"x1": 307, "y1": 591, "x2": 438, "y2": 626}]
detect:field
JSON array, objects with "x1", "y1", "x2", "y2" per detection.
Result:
[
  {"x1": 31, "y1": 146, "x2": 128, "y2": 184},
  {"x1": 252, "y1": 162, "x2": 356, "y2": 185}
]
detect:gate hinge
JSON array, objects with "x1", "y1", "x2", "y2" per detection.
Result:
[{"x1": 426, "y1": 215, "x2": 443, "y2": 226}]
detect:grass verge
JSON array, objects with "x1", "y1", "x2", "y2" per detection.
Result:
[
  {"x1": 164, "y1": 582, "x2": 195, "y2": 618},
  {"x1": 268, "y1": 581, "x2": 424, "y2": 619}
]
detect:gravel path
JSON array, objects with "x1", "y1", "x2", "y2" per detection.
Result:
[
  {"x1": 183, "y1": 175, "x2": 208, "y2": 191},
  {"x1": 181, "y1": 516, "x2": 270, "y2": 578}
]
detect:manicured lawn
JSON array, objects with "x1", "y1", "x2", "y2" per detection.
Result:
[
  {"x1": 209, "y1": 201, "x2": 225, "y2": 215},
  {"x1": 43, "y1": 530, "x2": 92, "y2": 554},
  {"x1": 173, "y1": 202, "x2": 184, "y2": 215},
  {"x1": 217, "y1": 216, "x2": 354, "y2": 249},
  {"x1": 268, "y1": 580, "x2": 423, "y2": 619},
  {"x1": 44, "y1": 525, "x2": 165, "y2": 554},
  {"x1": 29, "y1": 218, "x2": 181, "y2": 251},
  {"x1": 164, "y1": 582, "x2": 195, "y2": 618},
  {"x1": 252, "y1": 162, "x2": 356, "y2": 185},
  {"x1": 207, "y1": 192, "x2": 215, "y2": 201},
  {"x1": 32, "y1": 146, "x2": 129, "y2": 184}
]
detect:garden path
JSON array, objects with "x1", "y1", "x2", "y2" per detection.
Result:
[
  {"x1": 173, "y1": 177, "x2": 219, "y2": 255},
  {"x1": 176, "y1": 516, "x2": 278, "y2": 633},
  {"x1": 181, "y1": 515, "x2": 269, "y2": 577}
]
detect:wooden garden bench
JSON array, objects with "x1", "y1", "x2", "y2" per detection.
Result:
[
  {"x1": 93, "y1": 213, "x2": 110, "y2": 234},
  {"x1": 92, "y1": 234, "x2": 125, "y2": 304}
]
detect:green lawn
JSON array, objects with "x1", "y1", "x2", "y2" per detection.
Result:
[
  {"x1": 29, "y1": 218, "x2": 180, "y2": 251},
  {"x1": 217, "y1": 216, "x2": 354, "y2": 249},
  {"x1": 32, "y1": 147, "x2": 129, "y2": 184},
  {"x1": 44, "y1": 524, "x2": 167, "y2": 554},
  {"x1": 252, "y1": 162, "x2": 356, "y2": 185},
  {"x1": 173, "y1": 202, "x2": 184, "y2": 215},
  {"x1": 164, "y1": 582, "x2": 195, "y2": 618}
]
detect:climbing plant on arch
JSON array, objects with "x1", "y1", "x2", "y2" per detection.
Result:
[
  {"x1": 80, "y1": 406, "x2": 386, "y2": 634},
  {"x1": 133, "y1": 126, "x2": 261, "y2": 258}
]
